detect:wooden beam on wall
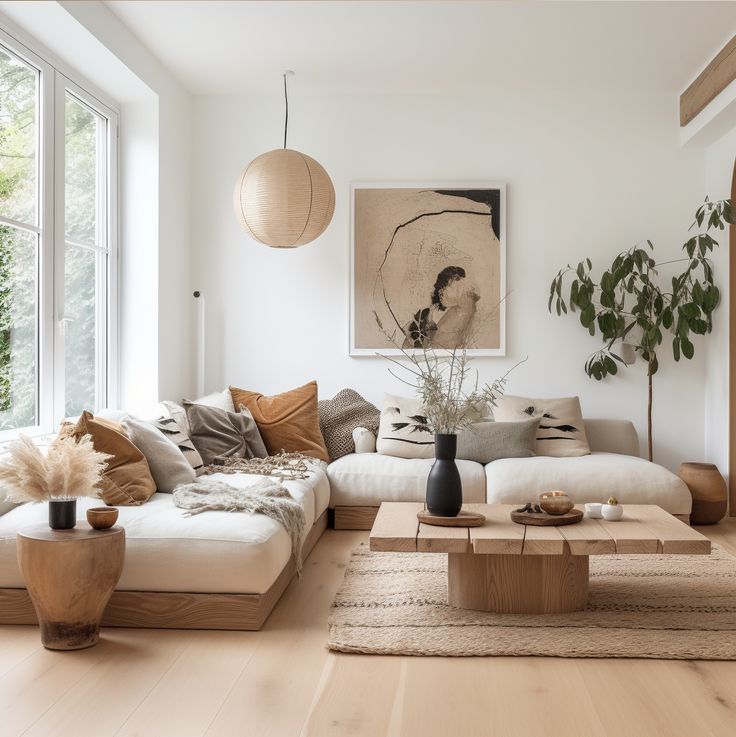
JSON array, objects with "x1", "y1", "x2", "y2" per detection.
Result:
[{"x1": 681, "y1": 34, "x2": 736, "y2": 126}]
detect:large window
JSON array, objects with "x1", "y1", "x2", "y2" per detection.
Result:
[{"x1": 0, "y1": 30, "x2": 117, "y2": 435}]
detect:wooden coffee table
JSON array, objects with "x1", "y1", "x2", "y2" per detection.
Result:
[{"x1": 369, "y1": 503, "x2": 711, "y2": 614}]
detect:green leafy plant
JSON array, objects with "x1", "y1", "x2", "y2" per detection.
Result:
[{"x1": 549, "y1": 198, "x2": 734, "y2": 461}]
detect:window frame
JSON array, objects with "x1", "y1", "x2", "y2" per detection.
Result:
[{"x1": 0, "y1": 26, "x2": 118, "y2": 439}]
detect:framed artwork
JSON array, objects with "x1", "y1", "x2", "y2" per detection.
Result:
[{"x1": 350, "y1": 182, "x2": 506, "y2": 356}]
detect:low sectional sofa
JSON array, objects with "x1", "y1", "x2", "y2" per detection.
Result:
[{"x1": 0, "y1": 416, "x2": 692, "y2": 631}]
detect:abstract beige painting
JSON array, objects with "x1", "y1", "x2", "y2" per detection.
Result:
[{"x1": 351, "y1": 184, "x2": 506, "y2": 355}]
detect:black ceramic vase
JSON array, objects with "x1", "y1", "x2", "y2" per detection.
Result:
[
  {"x1": 426, "y1": 433, "x2": 462, "y2": 517},
  {"x1": 48, "y1": 499, "x2": 76, "y2": 530}
]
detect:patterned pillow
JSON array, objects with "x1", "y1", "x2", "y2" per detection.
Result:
[
  {"x1": 492, "y1": 395, "x2": 590, "y2": 457},
  {"x1": 151, "y1": 415, "x2": 205, "y2": 475},
  {"x1": 317, "y1": 389, "x2": 380, "y2": 460},
  {"x1": 376, "y1": 394, "x2": 435, "y2": 459}
]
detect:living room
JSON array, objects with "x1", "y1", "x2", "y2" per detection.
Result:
[{"x1": 0, "y1": 1, "x2": 735, "y2": 735}]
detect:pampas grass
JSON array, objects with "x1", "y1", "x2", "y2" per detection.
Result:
[{"x1": 0, "y1": 434, "x2": 111, "y2": 503}]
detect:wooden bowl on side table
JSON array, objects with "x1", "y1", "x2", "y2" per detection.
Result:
[{"x1": 87, "y1": 507, "x2": 119, "y2": 530}]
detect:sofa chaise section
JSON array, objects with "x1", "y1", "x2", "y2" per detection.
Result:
[{"x1": 0, "y1": 467, "x2": 330, "y2": 630}]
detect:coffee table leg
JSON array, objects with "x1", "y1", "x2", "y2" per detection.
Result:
[{"x1": 447, "y1": 551, "x2": 589, "y2": 614}]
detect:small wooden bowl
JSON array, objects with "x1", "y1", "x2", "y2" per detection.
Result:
[
  {"x1": 539, "y1": 491, "x2": 574, "y2": 516},
  {"x1": 87, "y1": 507, "x2": 119, "y2": 530}
]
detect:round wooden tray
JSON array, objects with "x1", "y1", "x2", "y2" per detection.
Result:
[
  {"x1": 417, "y1": 510, "x2": 486, "y2": 528},
  {"x1": 510, "y1": 508, "x2": 584, "y2": 526}
]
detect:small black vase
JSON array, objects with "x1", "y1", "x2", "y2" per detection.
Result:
[
  {"x1": 48, "y1": 499, "x2": 77, "y2": 530},
  {"x1": 426, "y1": 433, "x2": 462, "y2": 517}
]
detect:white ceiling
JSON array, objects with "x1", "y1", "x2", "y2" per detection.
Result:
[{"x1": 104, "y1": 1, "x2": 736, "y2": 96}]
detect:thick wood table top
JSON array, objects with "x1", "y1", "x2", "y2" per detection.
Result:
[
  {"x1": 369, "y1": 503, "x2": 711, "y2": 556},
  {"x1": 18, "y1": 524, "x2": 124, "y2": 543}
]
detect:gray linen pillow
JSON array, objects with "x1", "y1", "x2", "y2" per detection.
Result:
[
  {"x1": 183, "y1": 402, "x2": 268, "y2": 466},
  {"x1": 318, "y1": 388, "x2": 380, "y2": 461},
  {"x1": 121, "y1": 417, "x2": 196, "y2": 492},
  {"x1": 456, "y1": 418, "x2": 540, "y2": 464}
]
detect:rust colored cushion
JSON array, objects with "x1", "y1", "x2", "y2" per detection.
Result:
[
  {"x1": 229, "y1": 381, "x2": 329, "y2": 462},
  {"x1": 65, "y1": 411, "x2": 156, "y2": 506}
]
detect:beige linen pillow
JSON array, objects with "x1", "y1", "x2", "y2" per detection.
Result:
[
  {"x1": 376, "y1": 394, "x2": 435, "y2": 459},
  {"x1": 121, "y1": 417, "x2": 196, "y2": 492},
  {"x1": 492, "y1": 396, "x2": 590, "y2": 457}
]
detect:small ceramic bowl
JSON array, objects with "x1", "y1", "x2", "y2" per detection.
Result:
[
  {"x1": 539, "y1": 491, "x2": 574, "y2": 516},
  {"x1": 585, "y1": 502, "x2": 603, "y2": 519},
  {"x1": 601, "y1": 503, "x2": 624, "y2": 521},
  {"x1": 87, "y1": 507, "x2": 119, "y2": 530}
]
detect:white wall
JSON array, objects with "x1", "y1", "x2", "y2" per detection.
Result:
[
  {"x1": 192, "y1": 90, "x2": 709, "y2": 471},
  {"x1": 58, "y1": 1, "x2": 195, "y2": 408},
  {"x1": 704, "y1": 130, "x2": 735, "y2": 481}
]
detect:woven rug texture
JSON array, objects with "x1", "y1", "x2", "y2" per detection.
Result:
[{"x1": 327, "y1": 543, "x2": 736, "y2": 659}]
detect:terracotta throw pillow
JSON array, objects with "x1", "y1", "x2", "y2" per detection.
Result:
[
  {"x1": 229, "y1": 381, "x2": 330, "y2": 462},
  {"x1": 66, "y1": 411, "x2": 156, "y2": 506},
  {"x1": 492, "y1": 396, "x2": 591, "y2": 457}
]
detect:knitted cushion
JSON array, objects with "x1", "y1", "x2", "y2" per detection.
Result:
[{"x1": 318, "y1": 389, "x2": 380, "y2": 461}]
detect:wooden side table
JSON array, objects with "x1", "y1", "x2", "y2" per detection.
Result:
[{"x1": 17, "y1": 523, "x2": 125, "y2": 650}]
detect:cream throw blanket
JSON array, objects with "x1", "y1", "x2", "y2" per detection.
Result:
[{"x1": 173, "y1": 478, "x2": 307, "y2": 574}]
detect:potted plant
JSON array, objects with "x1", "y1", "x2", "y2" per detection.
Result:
[
  {"x1": 0, "y1": 434, "x2": 110, "y2": 529},
  {"x1": 375, "y1": 310, "x2": 519, "y2": 516},
  {"x1": 549, "y1": 198, "x2": 734, "y2": 461}
]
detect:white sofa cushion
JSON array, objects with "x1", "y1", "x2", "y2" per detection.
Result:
[
  {"x1": 0, "y1": 466, "x2": 329, "y2": 595},
  {"x1": 327, "y1": 452, "x2": 486, "y2": 507},
  {"x1": 485, "y1": 452, "x2": 692, "y2": 515}
]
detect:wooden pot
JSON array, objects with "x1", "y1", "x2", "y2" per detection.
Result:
[{"x1": 677, "y1": 462, "x2": 727, "y2": 525}]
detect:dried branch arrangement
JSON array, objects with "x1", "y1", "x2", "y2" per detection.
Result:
[
  {"x1": 374, "y1": 308, "x2": 523, "y2": 435},
  {"x1": 0, "y1": 434, "x2": 111, "y2": 503}
]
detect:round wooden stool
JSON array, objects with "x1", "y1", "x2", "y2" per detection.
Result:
[{"x1": 17, "y1": 523, "x2": 125, "y2": 650}]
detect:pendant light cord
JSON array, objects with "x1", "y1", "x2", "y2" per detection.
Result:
[{"x1": 283, "y1": 73, "x2": 289, "y2": 149}]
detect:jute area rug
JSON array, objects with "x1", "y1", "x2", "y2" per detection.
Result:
[{"x1": 327, "y1": 543, "x2": 736, "y2": 659}]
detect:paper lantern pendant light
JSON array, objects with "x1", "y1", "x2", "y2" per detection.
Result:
[{"x1": 233, "y1": 72, "x2": 335, "y2": 248}]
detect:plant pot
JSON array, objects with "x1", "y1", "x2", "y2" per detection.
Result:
[
  {"x1": 48, "y1": 499, "x2": 76, "y2": 530},
  {"x1": 426, "y1": 433, "x2": 462, "y2": 517},
  {"x1": 677, "y1": 462, "x2": 727, "y2": 525}
]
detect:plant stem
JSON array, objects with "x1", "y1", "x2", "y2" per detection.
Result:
[{"x1": 647, "y1": 368, "x2": 653, "y2": 463}]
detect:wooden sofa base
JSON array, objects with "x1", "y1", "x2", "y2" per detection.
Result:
[
  {"x1": 332, "y1": 505, "x2": 691, "y2": 530},
  {"x1": 0, "y1": 510, "x2": 327, "y2": 632}
]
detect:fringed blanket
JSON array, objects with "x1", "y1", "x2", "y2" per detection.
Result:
[
  {"x1": 204, "y1": 451, "x2": 316, "y2": 480},
  {"x1": 172, "y1": 477, "x2": 307, "y2": 574}
]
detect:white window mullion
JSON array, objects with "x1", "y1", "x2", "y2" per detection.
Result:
[
  {"x1": 36, "y1": 41, "x2": 54, "y2": 434},
  {"x1": 50, "y1": 71, "x2": 65, "y2": 427},
  {"x1": 106, "y1": 113, "x2": 118, "y2": 411}
]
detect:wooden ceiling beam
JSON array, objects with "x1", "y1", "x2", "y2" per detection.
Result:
[{"x1": 681, "y1": 34, "x2": 736, "y2": 126}]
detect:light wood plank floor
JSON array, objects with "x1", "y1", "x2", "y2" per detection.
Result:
[{"x1": 1, "y1": 520, "x2": 736, "y2": 737}]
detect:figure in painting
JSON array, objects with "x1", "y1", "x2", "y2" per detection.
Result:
[{"x1": 402, "y1": 265, "x2": 480, "y2": 349}]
